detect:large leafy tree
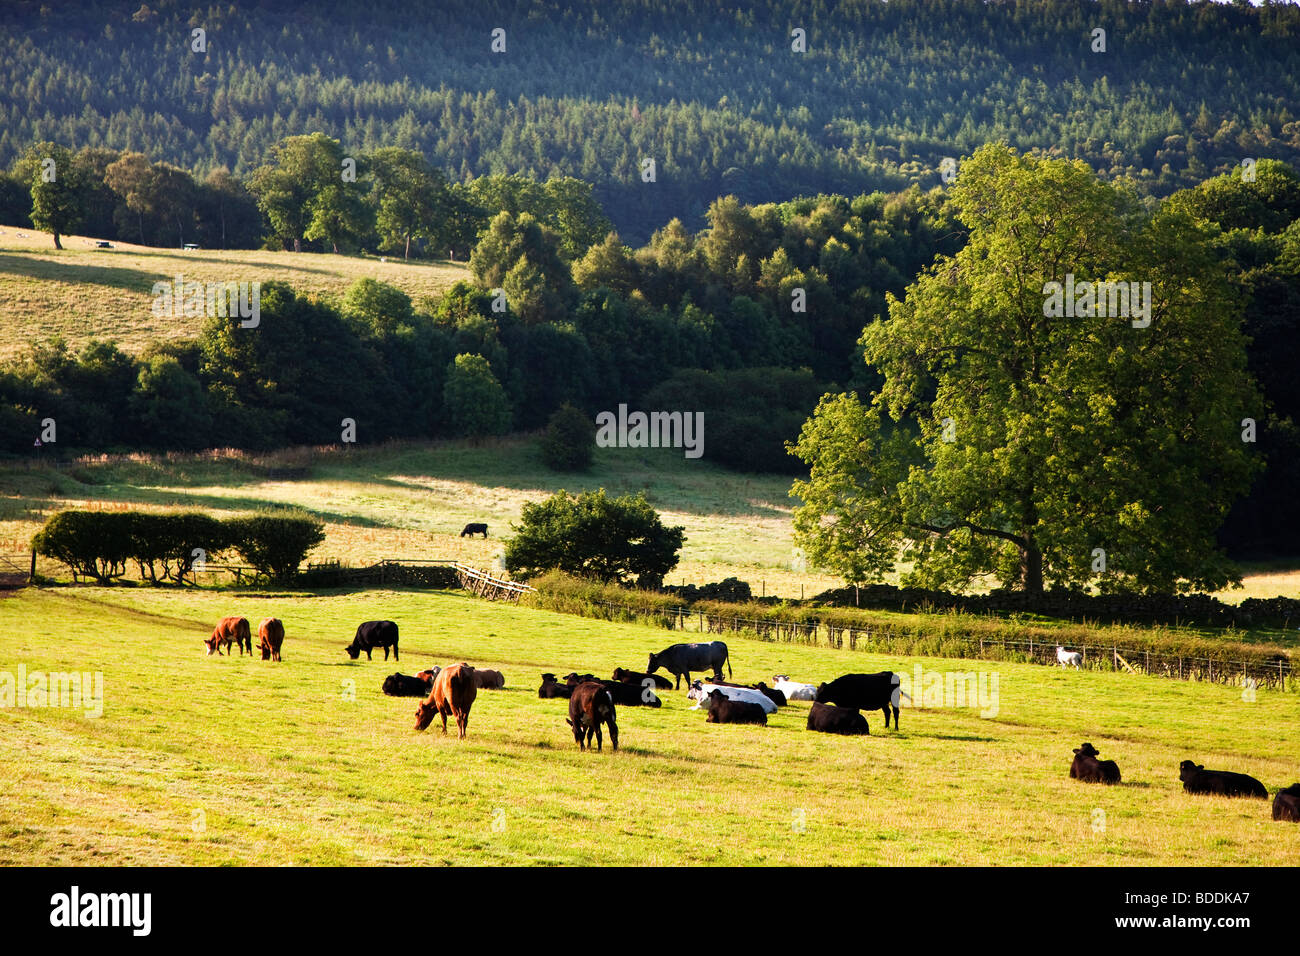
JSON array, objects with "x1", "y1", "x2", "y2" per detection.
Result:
[
  {"x1": 504, "y1": 488, "x2": 685, "y2": 585},
  {"x1": 366, "y1": 147, "x2": 450, "y2": 259},
  {"x1": 442, "y1": 353, "x2": 512, "y2": 439},
  {"x1": 791, "y1": 144, "x2": 1262, "y2": 595},
  {"x1": 22, "y1": 142, "x2": 89, "y2": 249},
  {"x1": 248, "y1": 133, "x2": 350, "y2": 252}
]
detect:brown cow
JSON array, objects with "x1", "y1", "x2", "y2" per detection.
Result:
[
  {"x1": 414, "y1": 663, "x2": 477, "y2": 739},
  {"x1": 258, "y1": 618, "x2": 285, "y2": 661},
  {"x1": 205, "y1": 617, "x2": 252, "y2": 656},
  {"x1": 566, "y1": 681, "x2": 618, "y2": 751},
  {"x1": 473, "y1": 668, "x2": 506, "y2": 690}
]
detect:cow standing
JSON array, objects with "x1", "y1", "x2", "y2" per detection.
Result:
[
  {"x1": 815, "y1": 672, "x2": 907, "y2": 730},
  {"x1": 346, "y1": 620, "x2": 399, "y2": 661},
  {"x1": 647, "y1": 641, "x2": 731, "y2": 689},
  {"x1": 258, "y1": 618, "x2": 284, "y2": 661},
  {"x1": 205, "y1": 616, "x2": 252, "y2": 657},
  {"x1": 460, "y1": 523, "x2": 488, "y2": 538},
  {"x1": 414, "y1": 663, "x2": 477, "y2": 739},
  {"x1": 567, "y1": 681, "x2": 618, "y2": 751}
]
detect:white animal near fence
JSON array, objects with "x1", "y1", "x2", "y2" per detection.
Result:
[{"x1": 1056, "y1": 645, "x2": 1083, "y2": 669}]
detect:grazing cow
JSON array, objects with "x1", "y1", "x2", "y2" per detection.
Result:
[
  {"x1": 567, "y1": 681, "x2": 618, "y2": 750},
  {"x1": 205, "y1": 616, "x2": 252, "y2": 657},
  {"x1": 647, "y1": 641, "x2": 732, "y2": 689},
  {"x1": 1273, "y1": 784, "x2": 1300, "y2": 822},
  {"x1": 1056, "y1": 646, "x2": 1083, "y2": 669},
  {"x1": 1178, "y1": 760, "x2": 1268, "y2": 798},
  {"x1": 772, "y1": 675, "x2": 817, "y2": 701},
  {"x1": 806, "y1": 701, "x2": 869, "y2": 736},
  {"x1": 346, "y1": 620, "x2": 399, "y2": 661},
  {"x1": 460, "y1": 522, "x2": 489, "y2": 538},
  {"x1": 414, "y1": 663, "x2": 477, "y2": 738},
  {"x1": 257, "y1": 618, "x2": 284, "y2": 661},
  {"x1": 611, "y1": 667, "x2": 673, "y2": 690},
  {"x1": 815, "y1": 672, "x2": 908, "y2": 730},
  {"x1": 473, "y1": 668, "x2": 506, "y2": 690},
  {"x1": 702, "y1": 689, "x2": 767, "y2": 726},
  {"x1": 383, "y1": 673, "x2": 432, "y2": 697},
  {"x1": 1069, "y1": 742, "x2": 1121, "y2": 784},
  {"x1": 687, "y1": 680, "x2": 777, "y2": 715},
  {"x1": 538, "y1": 673, "x2": 573, "y2": 699}
]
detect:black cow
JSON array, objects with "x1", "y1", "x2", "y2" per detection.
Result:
[
  {"x1": 1179, "y1": 760, "x2": 1268, "y2": 798},
  {"x1": 1274, "y1": 784, "x2": 1300, "y2": 822},
  {"x1": 815, "y1": 672, "x2": 905, "y2": 730},
  {"x1": 755, "y1": 682, "x2": 786, "y2": 708},
  {"x1": 564, "y1": 672, "x2": 601, "y2": 686},
  {"x1": 460, "y1": 522, "x2": 488, "y2": 538},
  {"x1": 382, "y1": 673, "x2": 432, "y2": 697},
  {"x1": 611, "y1": 667, "x2": 673, "y2": 690},
  {"x1": 346, "y1": 620, "x2": 399, "y2": 661},
  {"x1": 567, "y1": 681, "x2": 618, "y2": 751},
  {"x1": 647, "y1": 641, "x2": 731, "y2": 690},
  {"x1": 1069, "y1": 742, "x2": 1121, "y2": 784},
  {"x1": 806, "y1": 701, "x2": 869, "y2": 735},
  {"x1": 538, "y1": 673, "x2": 573, "y2": 699},
  {"x1": 702, "y1": 689, "x2": 767, "y2": 725}
]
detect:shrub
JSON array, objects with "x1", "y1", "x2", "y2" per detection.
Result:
[
  {"x1": 32, "y1": 510, "x2": 131, "y2": 583},
  {"x1": 223, "y1": 511, "x2": 326, "y2": 580},
  {"x1": 539, "y1": 403, "x2": 594, "y2": 471}
]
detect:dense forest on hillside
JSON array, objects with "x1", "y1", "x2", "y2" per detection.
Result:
[{"x1": 1, "y1": 0, "x2": 1299, "y2": 243}]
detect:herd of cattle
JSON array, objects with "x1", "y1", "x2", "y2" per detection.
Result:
[{"x1": 204, "y1": 620, "x2": 1300, "y2": 823}]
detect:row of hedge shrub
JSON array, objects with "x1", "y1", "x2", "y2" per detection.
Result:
[
  {"x1": 811, "y1": 583, "x2": 1300, "y2": 631},
  {"x1": 32, "y1": 510, "x2": 325, "y2": 583},
  {"x1": 523, "y1": 572, "x2": 1294, "y2": 684}
]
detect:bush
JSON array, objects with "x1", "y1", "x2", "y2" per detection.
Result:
[
  {"x1": 443, "y1": 353, "x2": 512, "y2": 439},
  {"x1": 504, "y1": 488, "x2": 684, "y2": 585},
  {"x1": 539, "y1": 403, "x2": 594, "y2": 471},
  {"x1": 125, "y1": 512, "x2": 230, "y2": 583},
  {"x1": 32, "y1": 510, "x2": 132, "y2": 583},
  {"x1": 225, "y1": 511, "x2": 326, "y2": 580}
]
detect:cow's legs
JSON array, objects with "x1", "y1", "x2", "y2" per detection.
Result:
[
  {"x1": 366, "y1": 649, "x2": 373, "y2": 660},
  {"x1": 440, "y1": 712, "x2": 449, "y2": 734},
  {"x1": 608, "y1": 720, "x2": 618, "y2": 751},
  {"x1": 393, "y1": 644, "x2": 398, "y2": 662},
  {"x1": 594, "y1": 723, "x2": 603, "y2": 751}
]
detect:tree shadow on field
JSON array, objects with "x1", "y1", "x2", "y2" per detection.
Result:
[{"x1": 0, "y1": 253, "x2": 163, "y2": 295}]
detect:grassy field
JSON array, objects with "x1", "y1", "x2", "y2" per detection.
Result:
[
  {"x1": 0, "y1": 438, "x2": 847, "y2": 599},
  {"x1": 0, "y1": 226, "x2": 469, "y2": 359},
  {"x1": 1, "y1": 584, "x2": 1296, "y2": 866}
]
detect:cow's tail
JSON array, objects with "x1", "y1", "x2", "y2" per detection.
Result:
[{"x1": 726, "y1": 648, "x2": 732, "y2": 679}]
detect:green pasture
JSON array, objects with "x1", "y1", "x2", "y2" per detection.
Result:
[{"x1": 1, "y1": 585, "x2": 1296, "y2": 866}]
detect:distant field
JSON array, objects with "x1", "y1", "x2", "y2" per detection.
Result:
[
  {"x1": 0, "y1": 227, "x2": 469, "y2": 358},
  {"x1": 0, "y1": 585, "x2": 1295, "y2": 866},
  {"x1": 0, "y1": 437, "x2": 845, "y2": 599}
]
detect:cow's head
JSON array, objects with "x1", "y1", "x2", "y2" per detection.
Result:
[
  {"x1": 773, "y1": 674, "x2": 788, "y2": 683},
  {"x1": 1178, "y1": 760, "x2": 1203, "y2": 781},
  {"x1": 345, "y1": 644, "x2": 361, "y2": 660},
  {"x1": 814, "y1": 682, "x2": 829, "y2": 702},
  {"x1": 703, "y1": 689, "x2": 725, "y2": 710},
  {"x1": 612, "y1": 668, "x2": 627, "y2": 681},
  {"x1": 540, "y1": 673, "x2": 557, "y2": 683},
  {"x1": 1074, "y1": 743, "x2": 1100, "y2": 758},
  {"x1": 686, "y1": 679, "x2": 704, "y2": 702},
  {"x1": 646, "y1": 652, "x2": 661, "y2": 673},
  {"x1": 204, "y1": 633, "x2": 219, "y2": 656},
  {"x1": 413, "y1": 701, "x2": 438, "y2": 731}
]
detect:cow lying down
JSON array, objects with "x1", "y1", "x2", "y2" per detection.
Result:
[
  {"x1": 382, "y1": 672, "x2": 433, "y2": 697},
  {"x1": 687, "y1": 681, "x2": 777, "y2": 715},
  {"x1": 1179, "y1": 760, "x2": 1267, "y2": 798},
  {"x1": 772, "y1": 675, "x2": 817, "y2": 701},
  {"x1": 701, "y1": 689, "x2": 767, "y2": 725}
]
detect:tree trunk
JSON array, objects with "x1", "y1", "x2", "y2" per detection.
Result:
[
  {"x1": 404, "y1": 233, "x2": 411, "y2": 259},
  {"x1": 1020, "y1": 542, "x2": 1044, "y2": 595},
  {"x1": 52, "y1": 230, "x2": 62, "y2": 250},
  {"x1": 293, "y1": 237, "x2": 301, "y2": 253},
  {"x1": 332, "y1": 241, "x2": 340, "y2": 254}
]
